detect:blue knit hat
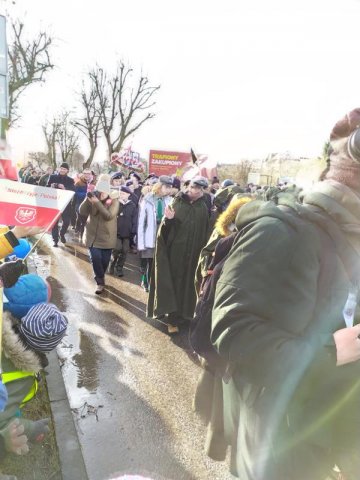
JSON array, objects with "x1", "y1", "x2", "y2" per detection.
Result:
[{"x1": 19, "y1": 303, "x2": 68, "y2": 352}]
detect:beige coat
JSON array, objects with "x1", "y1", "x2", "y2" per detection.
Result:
[{"x1": 79, "y1": 198, "x2": 119, "y2": 249}]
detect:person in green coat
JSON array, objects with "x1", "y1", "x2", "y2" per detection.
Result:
[
  {"x1": 147, "y1": 176, "x2": 210, "y2": 333},
  {"x1": 211, "y1": 109, "x2": 360, "y2": 480}
]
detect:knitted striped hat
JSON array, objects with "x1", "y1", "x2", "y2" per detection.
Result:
[{"x1": 19, "y1": 303, "x2": 68, "y2": 352}]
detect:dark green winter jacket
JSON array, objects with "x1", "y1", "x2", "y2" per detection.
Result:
[{"x1": 211, "y1": 180, "x2": 360, "y2": 480}]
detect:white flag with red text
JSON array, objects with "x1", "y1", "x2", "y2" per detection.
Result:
[{"x1": 0, "y1": 180, "x2": 74, "y2": 227}]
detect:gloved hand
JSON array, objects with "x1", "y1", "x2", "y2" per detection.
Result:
[
  {"x1": 0, "y1": 419, "x2": 29, "y2": 455},
  {"x1": 18, "y1": 418, "x2": 50, "y2": 443},
  {"x1": 0, "y1": 260, "x2": 24, "y2": 288}
]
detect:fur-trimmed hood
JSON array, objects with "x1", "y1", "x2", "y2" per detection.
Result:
[
  {"x1": 215, "y1": 196, "x2": 252, "y2": 237},
  {"x1": 2, "y1": 311, "x2": 42, "y2": 372}
]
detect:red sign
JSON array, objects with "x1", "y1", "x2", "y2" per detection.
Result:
[{"x1": 149, "y1": 150, "x2": 192, "y2": 177}]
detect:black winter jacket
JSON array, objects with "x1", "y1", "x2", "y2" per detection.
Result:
[
  {"x1": 116, "y1": 200, "x2": 137, "y2": 238},
  {"x1": 47, "y1": 173, "x2": 75, "y2": 191}
]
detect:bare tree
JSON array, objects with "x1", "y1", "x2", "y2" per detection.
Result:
[
  {"x1": 73, "y1": 81, "x2": 101, "y2": 168},
  {"x1": 89, "y1": 66, "x2": 118, "y2": 156},
  {"x1": 114, "y1": 62, "x2": 160, "y2": 153},
  {"x1": 235, "y1": 160, "x2": 254, "y2": 185},
  {"x1": 42, "y1": 118, "x2": 59, "y2": 169},
  {"x1": 71, "y1": 149, "x2": 85, "y2": 172},
  {"x1": 28, "y1": 151, "x2": 50, "y2": 168},
  {"x1": 8, "y1": 20, "x2": 54, "y2": 126},
  {"x1": 89, "y1": 62, "x2": 160, "y2": 157},
  {"x1": 322, "y1": 140, "x2": 331, "y2": 159},
  {"x1": 56, "y1": 111, "x2": 79, "y2": 166}
]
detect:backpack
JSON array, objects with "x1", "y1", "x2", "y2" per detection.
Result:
[
  {"x1": 190, "y1": 198, "x2": 360, "y2": 377},
  {"x1": 189, "y1": 232, "x2": 237, "y2": 374}
]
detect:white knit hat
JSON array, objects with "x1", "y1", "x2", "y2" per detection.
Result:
[{"x1": 95, "y1": 174, "x2": 111, "y2": 194}]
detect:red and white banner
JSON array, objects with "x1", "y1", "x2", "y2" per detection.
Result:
[
  {"x1": 0, "y1": 140, "x2": 18, "y2": 181},
  {"x1": 111, "y1": 146, "x2": 145, "y2": 172},
  {"x1": 181, "y1": 154, "x2": 218, "y2": 182},
  {"x1": 0, "y1": 180, "x2": 74, "y2": 227}
]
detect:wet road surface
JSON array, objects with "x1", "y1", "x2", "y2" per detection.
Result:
[{"x1": 33, "y1": 234, "x2": 233, "y2": 480}]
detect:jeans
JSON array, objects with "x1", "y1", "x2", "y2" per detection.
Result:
[
  {"x1": 89, "y1": 247, "x2": 112, "y2": 285},
  {"x1": 52, "y1": 204, "x2": 72, "y2": 243}
]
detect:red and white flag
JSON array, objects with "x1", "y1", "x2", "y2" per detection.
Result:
[
  {"x1": 0, "y1": 140, "x2": 18, "y2": 181},
  {"x1": 0, "y1": 180, "x2": 74, "y2": 228}
]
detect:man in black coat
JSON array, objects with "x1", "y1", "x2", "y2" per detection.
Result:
[
  {"x1": 47, "y1": 163, "x2": 75, "y2": 247},
  {"x1": 109, "y1": 186, "x2": 137, "y2": 277}
]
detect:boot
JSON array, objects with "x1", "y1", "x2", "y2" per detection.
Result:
[
  {"x1": 141, "y1": 274, "x2": 149, "y2": 292},
  {"x1": 116, "y1": 267, "x2": 124, "y2": 277}
]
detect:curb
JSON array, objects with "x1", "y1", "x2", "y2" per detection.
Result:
[{"x1": 46, "y1": 349, "x2": 88, "y2": 480}]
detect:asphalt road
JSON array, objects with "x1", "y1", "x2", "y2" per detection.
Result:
[{"x1": 33, "y1": 233, "x2": 233, "y2": 480}]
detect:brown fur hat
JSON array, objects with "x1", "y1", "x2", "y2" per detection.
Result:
[
  {"x1": 330, "y1": 108, "x2": 360, "y2": 141},
  {"x1": 323, "y1": 108, "x2": 360, "y2": 191}
]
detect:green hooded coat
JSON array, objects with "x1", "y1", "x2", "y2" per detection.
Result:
[
  {"x1": 211, "y1": 180, "x2": 360, "y2": 480},
  {"x1": 147, "y1": 191, "x2": 209, "y2": 321}
]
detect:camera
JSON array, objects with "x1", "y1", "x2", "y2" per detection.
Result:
[
  {"x1": 51, "y1": 183, "x2": 59, "y2": 189},
  {"x1": 87, "y1": 190, "x2": 101, "y2": 199}
]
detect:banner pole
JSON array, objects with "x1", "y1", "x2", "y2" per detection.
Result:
[{"x1": 22, "y1": 210, "x2": 63, "y2": 263}]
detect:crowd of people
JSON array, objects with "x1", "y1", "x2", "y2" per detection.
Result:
[{"x1": 1, "y1": 108, "x2": 360, "y2": 480}]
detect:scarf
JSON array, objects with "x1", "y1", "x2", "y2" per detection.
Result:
[{"x1": 156, "y1": 197, "x2": 164, "y2": 224}]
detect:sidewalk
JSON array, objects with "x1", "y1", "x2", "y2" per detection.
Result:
[
  {"x1": 28, "y1": 246, "x2": 88, "y2": 480},
  {"x1": 46, "y1": 349, "x2": 88, "y2": 480}
]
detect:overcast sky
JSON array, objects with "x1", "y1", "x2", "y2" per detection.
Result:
[{"x1": 3, "y1": 0, "x2": 360, "y2": 164}]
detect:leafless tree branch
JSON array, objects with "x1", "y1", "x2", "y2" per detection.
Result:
[
  {"x1": 8, "y1": 20, "x2": 54, "y2": 127},
  {"x1": 86, "y1": 61, "x2": 160, "y2": 157},
  {"x1": 73, "y1": 80, "x2": 101, "y2": 168}
]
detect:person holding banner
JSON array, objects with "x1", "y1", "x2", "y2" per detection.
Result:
[{"x1": 47, "y1": 163, "x2": 75, "y2": 247}]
